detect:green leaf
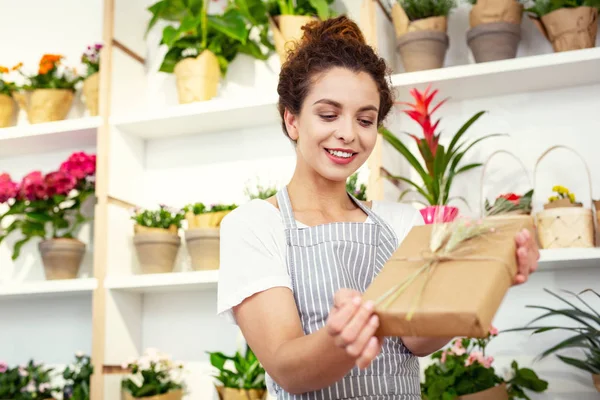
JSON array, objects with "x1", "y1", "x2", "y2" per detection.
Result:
[
  {"x1": 308, "y1": 0, "x2": 331, "y2": 19},
  {"x1": 557, "y1": 355, "x2": 600, "y2": 374},
  {"x1": 388, "y1": 175, "x2": 434, "y2": 205},
  {"x1": 238, "y1": 40, "x2": 269, "y2": 60},
  {"x1": 12, "y1": 237, "x2": 33, "y2": 260},
  {"x1": 26, "y1": 212, "x2": 53, "y2": 222},
  {"x1": 208, "y1": 11, "x2": 248, "y2": 43},
  {"x1": 162, "y1": 25, "x2": 180, "y2": 48},
  {"x1": 446, "y1": 111, "x2": 486, "y2": 156}
]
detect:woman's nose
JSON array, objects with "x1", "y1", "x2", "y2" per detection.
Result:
[{"x1": 332, "y1": 117, "x2": 356, "y2": 143}]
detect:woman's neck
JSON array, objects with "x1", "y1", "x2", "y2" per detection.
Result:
[{"x1": 287, "y1": 168, "x2": 355, "y2": 214}]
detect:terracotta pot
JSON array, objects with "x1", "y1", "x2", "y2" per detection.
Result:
[
  {"x1": 420, "y1": 205, "x2": 459, "y2": 224},
  {"x1": 592, "y1": 373, "x2": 600, "y2": 392},
  {"x1": 458, "y1": 383, "x2": 509, "y2": 399},
  {"x1": 467, "y1": 22, "x2": 521, "y2": 63},
  {"x1": 0, "y1": 93, "x2": 16, "y2": 127},
  {"x1": 185, "y1": 228, "x2": 220, "y2": 270},
  {"x1": 173, "y1": 50, "x2": 220, "y2": 104},
  {"x1": 133, "y1": 229, "x2": 181, "y2": 274},
  {"x1": 215, "y1": 386, "x2": 267, "y2": 400},
  {"x1": 12, "y1": 89, "x2": 74, "y2": 124},
  {"x1": 123, "y1": 389, "x2": 183, "y2": 400},
  {"x1": 82, "y1": 72, "x2": 99, "y2": 116},
  {"x1": 397, "y1": 30, "x2": 449, "y2": 72},
  {"x1": 269, "y1": 15, "x2": 317, "y2": 63},
  {"x1": 38, "y1": 238, "x2": 86, "y2": 280}
]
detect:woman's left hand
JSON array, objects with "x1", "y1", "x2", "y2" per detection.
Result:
[{"x1": 513, "y1": 228, "x2": 540, "y2": 285}]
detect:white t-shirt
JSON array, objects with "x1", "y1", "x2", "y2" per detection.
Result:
[{"x1": 216, "y1": 199, "x2": 424, "y2": 323}]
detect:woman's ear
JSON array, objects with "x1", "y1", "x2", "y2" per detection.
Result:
[{"x1": 284, "y1": 108, "x2": 299, "y2": 141}]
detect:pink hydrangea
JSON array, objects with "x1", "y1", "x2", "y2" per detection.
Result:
[
  {"x1": 0, "y1": 361, "x2": 7, "y2": 373},
  {"x1": 45, "y1": 171, "x2": 76, "y2": 196},
  {"x1": 0, "y1": 173, "x2": 18, "y2": 203},
  {"x1": 60, "y1": 152, "x2": 96, "y2": 180},
  {"x1": 19, "y1": 171, "x2": 47, "y2": 201}
]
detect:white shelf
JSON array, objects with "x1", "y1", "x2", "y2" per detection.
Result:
[
  {"x1": 538, "y1": 248, "x2": 600, "y2": 271},
  {"x1": 391, "y1": 47, "x2": 600, "y2": 102},
  {"x1": 0, "y1": 117, "x2": 100, "y2": 157},
  {"x1": 111, "y1": 96, "x2": 280, "y2": 139},
  {"x1": 104, "y1": 270, "x2": 219, "y2": 293},
  {"x1": 0, "y1": 278, "x2": 98, "y2": 299}
]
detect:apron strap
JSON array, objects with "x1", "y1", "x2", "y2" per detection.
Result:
[
  {"x1": 276, "y1": 186, "x2": 297, "y2": 230},
  {"x1": 349, "y1": 193, "x2": 399, "y2": 246}
]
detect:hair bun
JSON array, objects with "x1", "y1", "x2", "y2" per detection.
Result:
[{"x1": 301, "y1": 15, "x2": 366, "y2": 46}]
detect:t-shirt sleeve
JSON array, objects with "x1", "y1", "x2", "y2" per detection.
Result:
[{"x1": 216, "y1": 204, "x2": 292, "y2": 324}]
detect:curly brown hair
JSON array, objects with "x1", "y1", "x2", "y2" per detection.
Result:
[{"x1": 277, "y1": 15, "x2": 394, "y2": 140}]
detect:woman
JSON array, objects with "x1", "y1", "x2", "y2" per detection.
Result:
[{"x1": 217, "y1": 16, "x2": 539, "y2": 400}]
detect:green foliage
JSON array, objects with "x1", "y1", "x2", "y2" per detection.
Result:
[
  {"x1": 121, "y1": 350, "x2": 184, "y2": 398},
  {"x1": 0, "y1": 65, "x2": 19, "y2": 96},
  {"x1": 265, "y1": 0, "x2": 336, "y2": 19},
  {"x1": 0, "y1": 363, "x2": 26, "y2": 399},
  {"x1": 147, "y1": 0, "x2": 271, "y2": 75},
  {"x1": 397, "y1": 0, "x2": 458, "y2": 20},
  {"x1": 131, "y1": 205, "x2": 186, "y2": 229},
  {"x1": 346, "y1": 173, "x2": 367, "y2": 201},
  {"x1": 484, "y1": 190, "x2": 534, "y2": 216},
  {"x1": 208, "y1": 346, "x2": 266, "y2": 390},
  {"x1": 526, "y1": 0, "x2": 600, "y2": 17},
  {"x1": 14, "y1": 360, "x2": 58, "y2": 400},
  {"x1": 503, "y1": 288, "x2": 600, "y2": 375},
  {"x1": 63, "y1": 353, "x2": 94, "y2": 400},
  {"x1": 464, "y1": 0, "x2": 528, "y2": 4},
  {"x1": 244, "y1": 180, "x2": 278, "y2": 200},
  {"x1": 18, "y1": 55, "x2": 81, "y2": 91},
  {"x1": 184, "y1": 202, "x2": 238, "y2": 214}
]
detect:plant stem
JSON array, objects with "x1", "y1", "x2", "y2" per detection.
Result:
[{"x1": 201, "y1": 0, "x2": 208, "y2": 49}]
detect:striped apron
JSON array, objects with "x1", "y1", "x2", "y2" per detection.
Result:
[{"x1": 272, "y1": 187, "x2": 420, "y2": 400}]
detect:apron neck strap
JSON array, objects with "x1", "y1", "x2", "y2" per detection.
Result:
[{"x1": 276, "y1": 186, "x2": 297, "y2": 230}]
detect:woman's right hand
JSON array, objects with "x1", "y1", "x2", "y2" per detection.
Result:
[{"x1": 326, "y1": 289, "x2": 382, "y2": 369}]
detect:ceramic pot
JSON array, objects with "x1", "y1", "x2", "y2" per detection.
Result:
[
  {"x1": 397, "y1": 30, "x2": 449, "y2": 72},
  {"x1": 420, "y1": 205, "x2": 459, "y2": 224},
  {"x1": 185, "y1": 228, "x2": 220, "y2": 270},
  {"x1": 133, "y1": 226, "x2": 181, "y2": 274},
  {"x1": 38, "y1": 238, "x2": 86, "y2": 280},
  {"x1": 467, "y1": 22, "x2": 521, "y2": 63}
]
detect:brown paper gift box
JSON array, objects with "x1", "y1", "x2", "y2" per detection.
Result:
[{"x1": 362, "y1": 216, "x2": 534, "y2": 338}]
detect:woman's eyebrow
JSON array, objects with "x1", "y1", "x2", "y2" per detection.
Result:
[{"x1": 313, "y1": 99, "x2": 378, "y2": 112}]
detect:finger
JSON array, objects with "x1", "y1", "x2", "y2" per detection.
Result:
[
  {"x1": 515, "y1": 246, "x2": 530, "y2": 284},
  {"x1": 334, "y1": 290, "x2": 361, "y2": 308},
  {"x1": 337, "y1": 300, "x2": 375, "y2": 347},
  {"x1": 356, "y1": 337, "x2": 382, "y2": 370},
  {"x1": 327, "y1": 297, "x2": 361, "y2": 336},
  {"x1": 346, "y1": 315, "x2": 380, "y2": 358},
  {"x1": 515, "y1": 230, "x2": 527, "y2": 247}
]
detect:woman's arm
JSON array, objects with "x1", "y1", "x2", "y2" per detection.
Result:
[{"x1": 234, "y1": 287, "x2": 381, "y2": 395}]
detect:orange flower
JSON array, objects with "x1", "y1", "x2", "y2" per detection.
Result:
[
  {"x1": 12, "y1": 62, "x2": 23, "y2": 71},
  {"x1": 0, "y1": 66, "x2": 8, "y2": 74},
  {"x1": 38, "y1": 54, "x2": 62, "y2": 75}
]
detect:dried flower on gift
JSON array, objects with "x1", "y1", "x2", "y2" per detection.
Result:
[{"x1": 485, "y1": 189, "x2": 533, "y2": 216}]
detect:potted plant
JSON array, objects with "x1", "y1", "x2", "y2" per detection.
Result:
[
  {"x1": 380, "y1": 86, "x2": 503, "y2": 224},
  {"x1": 208, "y1": 345, "x2": 267, "y2": 400},
  {"x1": 391, "y1": 0, "x2": 457, "y2": 72},
  {"x1": 346, "y1": 172, "x2": 367, "y2": 201},
  {"x1": 265, "y1": 0, "x2": 336, "y2": 63},
  {"x1": 0, "y1": 361, "x2": 26, "y2": 399},
  {"x1": 484, "y1": 190, "x2": 533, "y2": 217},
  {"x1": 122, "y1": 349, "x2": 185, "y2": 400},
  {"x1": 0, "y1": 63, "x2": 20, "y2": 128},
  {"x1": 62, "y1": 352, "x2": 93, "y2": 400},
  {"x1": 80, "y1": 43, "x2": 102, "y2": 117},
  {"x1": 183, "y1": 202, "x2": 237, "y2": 271},
  {"x1": 12, "y1": 54, "x2": 80, "y2": 124},
  {"x1": 422, "y1": 327, "x2": 548, "y2": 399},
  {"x1": 465, "y1": 0, "x2": 526, "y2": 63},
  {"x1": 0, "y1": 152, "x2": 96, "y2": 280},
  {"x1": 130, "y1": 205, "x2": 185, "y2": 274},
  {"x1": 146, "y1": 0, "x2": 270, "y2": 104},
  {"x1": 14, "y1": 360, "x2": 59, "y2": 400},
  {"x1": 244, "y1": 180, "x2": 278, "y2": 200},
  {"x1": 504, "y1": 288, "x2": 600, "y2": 392},
  {"x1": 527, "y1": 0, "x2": 599, "y2": 53}
]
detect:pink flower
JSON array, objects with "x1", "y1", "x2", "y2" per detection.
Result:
[
  {"x1": 45, "y1": 171, "x2": 76, "y2": 197},
  {"x1": 451, "y1": 340, "x2": 466, "y2": 356},
  {"x1": 60, "y1": 152, "x2": 96, "y2": 180},
  {"x1": 0, "y1": 173, "x2": 18, "y2": 203},
  {"x1": 0, "y1": 361, "x2": 8, "y2": 373},
  {"x1": 465, "y1": 351, "x2": 484, "y2": 367},
  {"x1": 440, "y1": 350, "x2": 447, "y2": 363},
  {"x1": 19, "y1": 171, "x2": 47, "y2": 201},
  {"x1": 482, "y1": 355, "x2": 494, "y2": 368},
  {"x1": 489, "y1": 326, "x2": 499, "y2": 336}
]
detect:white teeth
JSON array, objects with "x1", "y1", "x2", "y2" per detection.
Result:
[{"x1": 328, "y1": 149, "x2": 353, "y2": 158}]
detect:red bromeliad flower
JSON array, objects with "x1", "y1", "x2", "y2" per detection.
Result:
[
  {"x1": 19, "y1": 171, "x2": 47, "y2": 201},
  {"x1": 60, "y1": 152, "x2": 96, "y2": 180},
  {"x1": 45, "y1": 171, "x2": 77, "y2": 197},
  {"x1": 499, "y1": 193, "x2": 521, "y2": 205},
  {"x1": 0, "y1": 173, "x2": 18, "y2": 203}
]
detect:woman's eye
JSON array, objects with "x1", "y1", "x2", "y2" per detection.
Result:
[
  {"x1": 359, "y1": 119, "x2": 374, "y2": 127},
  {"x1": 320, "y1": 114, "x2": 337, "y2": 121}
]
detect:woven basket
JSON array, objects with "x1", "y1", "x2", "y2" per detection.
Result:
[
  {"x1": 534, "y1": 146, "x2": 595, "y2": 249},
  {"x1": 0, "y1": 93, "x2": 16, "y2": 127},
  {"x1": 82, "y1": 72, "x2": 99, "y2": 116},
  {"x1": 13, "y1": 89, "x2": 74, "y2": 124}
]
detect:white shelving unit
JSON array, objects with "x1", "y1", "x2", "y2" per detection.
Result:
[
  {"x1": 0, "y1": 278, "x2": 98, "y2": 299},
  {"x1": 104, "y1": 270, "x2": 218, "y2": 293},
  {"x1": 539, "y1": 248, "x2": 600, "y2": 271}
]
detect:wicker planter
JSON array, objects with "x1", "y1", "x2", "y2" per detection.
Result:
[
  {"x1": 12, "y1": 89, "x2": 74, "y2": 124},
  {"x1": 269, "y1": 15, "x2": 316, "y2": 63},
  {"x1": 173, "y1": 50, "x2": 220, "y2": 104},
  {"x1": 133, "y1": 225, "x2": 181, "y2": 274},
  {"x1": 530, "y1": 6, "x2": 598, "y2": 52},
  {"x1": 458, "y1": 383, "x2": 508, "y2": 400},
  {"x1": 123, "y1": 389, "x2": 183, "y2": 400},
  {"x1": 82, "y1": 72, "x2": 99, "y2": 116},
  {"x1": 38, "y1": 238, "x2": 86, "y2": 280},
  {"x1": 0, "y1": 93, "x2": 16, "y2": 127},
  {"x1": 215, "y1": 386, "x2": 267, "y2": 400},
  {"x1": 185, "y1": 228, "x2": 220, "y2": 271}
]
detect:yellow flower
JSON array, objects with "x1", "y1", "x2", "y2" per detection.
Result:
[
  {"x1": 0, "y1": 66, "x2": 8, "y2": 74},
  {"x1": 11, "y1": 62, "x2": 23, "y2": 71},
  {"x1": 568, "y1": 193, "x2": 576, "y2": 203},
  {"x1": 548, "y1": 195, "x2": 558, "y2": 202}
]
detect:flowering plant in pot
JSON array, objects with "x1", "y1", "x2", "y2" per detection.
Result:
[
  {"x1": 146, "y1": 0, "x2": 271, "y2": 104},
  {"x1": 421, "y1": 327, "x2": 548, "y2": 399},
  {"x1": 13, "y1": 55, "x2": 81, "y2": 124},
  {"x1": 12, "y1": 360, "x2": 59, "y2": 400},
  {"x1": 183, "y1": 202, "x2": 237, "y2": 271},
  {"x1": 80, "y1": 43, "x2": 102, "y2": 116},
  {"x1": 503, "y1": 288, "x2": 600, "y2": 392},
  {"x1": 62, "y1": 352, "x2": 93, "y2": 400},
  {"x1": 380, "y1": 86, "x2": 503, "y2": 224},
  {"x1": 130, "y1": 205, "x2": 185, "y2": 274},
  {"x1": 0, "y1": 64, "x2": 21, "y2": 127},
  {"x1": 465, "y1": 0, "x2": 526, "y2": 63},
  {"x1": 392, "y1": 0, "x2": 457, "y2": 72},
  {"x1": 0, "y1": 361, "x2": 26, "y2": 399},
  {"x1": 244, "y1": 180, "x2": 278, "y2": 201},
  {"x1": 527, "y1": 0, "x2": 599, "y2": 52},
  {"x1": 208, "y1": 345, "x2": 267, "y2": 400},
  {"x1": 121, "y1": 348, "x2": 185, "y2": 400},
  {"x1": 0, "y1": 152, "x2": 96, "y2": 280}
]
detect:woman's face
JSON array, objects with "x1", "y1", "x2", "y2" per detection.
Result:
[{"x1": 284, "y1": 67, "x2": 380, "y2": 183}]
